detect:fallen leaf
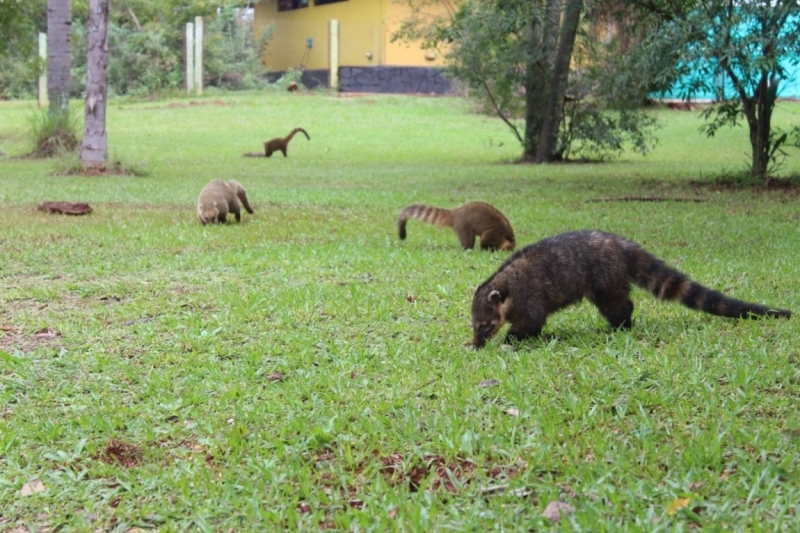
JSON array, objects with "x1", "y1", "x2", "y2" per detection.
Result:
[
  {"x1": 505, "y1": 407, "x2": 520, "y2": 417},
  {"x1": 20, "y1": 478, "x2": 46, "y2": 497},
  {"x1": 267, "y1": 372, "x2": 284, "y2": 382},
  {"x1": 667, "y1": 497, "x2": 690, "y2": 515},
  {"x1": 388, "y1": 508, "x2": 398, "y2": 519},
  {"x1": 297, "y1": 501, "x2": 312, "y2": 513},
  {"x1": 542, "y1": 500, "x2": 574, "y2": 523},
  {"x1": 479, "y1": 379, "x2": 499, "y2": 388}
]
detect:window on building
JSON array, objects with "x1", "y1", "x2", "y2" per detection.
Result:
[
  {"x1": 315, "y1": 0, "x2": 347, "y2": 5},
  {"x1": 278, "y1": 0, "x2": 308, "y2": 11}
]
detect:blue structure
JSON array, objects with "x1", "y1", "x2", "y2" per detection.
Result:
[
  {"x1": 655, "y1": 11, "x2": 800, "y2": 102},
  {"x1": 657, "y1": 60, "x2": 800, "y2": 101}
]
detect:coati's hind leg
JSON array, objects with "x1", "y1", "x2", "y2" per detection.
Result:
[
  {"x1": 229, "y1": 199, "x2": 242, "y2": 222},
  {"x1": 455, "y1": 227, "x2": 476, "y2": 249},
  {"x1": 591, "y1": 290, "x2": 634, "y2": 330}
]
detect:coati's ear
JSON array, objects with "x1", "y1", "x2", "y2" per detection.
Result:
[
  {"x1": 213, "y1": 201, "x2": 218, "y2": 207},
  {"x1": 488, "y1": 290, "x2": 502, "y2": 303}
]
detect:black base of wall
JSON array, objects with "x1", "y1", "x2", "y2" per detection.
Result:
[{"x1": 268, "y1": 67, "x2": 452, "y2": 94}]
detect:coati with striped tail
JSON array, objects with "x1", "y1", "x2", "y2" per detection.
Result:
[
  {"x1": 264, "y1": 127, "x2": 310, "y2": 157},
  {"x1": 398, "y1": 202, "x2": 516, "y2": 251},
  {"x1": 471, "y1": 230, "x2": 791, "y2": 348},
  {"x1": 197, "y1": 180, "x2": 254, "y2": 225}
]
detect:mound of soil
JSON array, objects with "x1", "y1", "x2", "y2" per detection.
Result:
[{"x1": 37, "y1": 201, "x2": 93, "y2": 216}]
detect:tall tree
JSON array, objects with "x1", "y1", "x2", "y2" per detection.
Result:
[
  {"x1": 394, "y1": 0, "x2": 656, "y2": 162},
  {"x1": 47, "y1": 0, "x2": 72, "y2": 115},
  {"x1": 631, "y1": 0, "x2": 800, "y2": 181},
  {"x1": 80, "y1": 0, "x2": 108, "y2": 168}
]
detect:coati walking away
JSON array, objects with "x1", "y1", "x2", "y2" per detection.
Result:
[
  {"x1": 264, "y1": 127, "x2": 310, "y2": 157},
  {"x1": 197, "y1": 180, "x2": 254, "y2": 225},
  {"x1": 471, "y1": 230, "x2": 791, "y2": 348},
  {"x1": 398, "y1": 202, "x2": 516, "y2": 251}
]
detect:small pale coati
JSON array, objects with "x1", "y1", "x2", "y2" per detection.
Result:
[
  {"x1": 197, "y1": 180, "x2": 254, "y2": 225},
  {"x1": 398, "y1": 202, "x2": 516, "y2": 251},
  {"x1": 264, "y1": 127, "x2": 310, "y2": 157},
  {"x1": 471, "y1": 230, "x2": 791, "y2": 348}
]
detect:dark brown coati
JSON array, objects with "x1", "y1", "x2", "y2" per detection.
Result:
[
  {"x1": 263, "y1": 127, "x2": 310, "y2": 157},
  {"x1": 471, "y1": 230, "x2": 791, "y2": 348},
  {"x1": 197, "y1": 180, "x2": 254, "y2": 225},
  {"x1": 398, "y1": 202, "x2": 516, "y2": 251}
]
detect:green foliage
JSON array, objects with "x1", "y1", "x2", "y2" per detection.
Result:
[
  {"x1": 274, "y1": 67, "x2": 305, "y2": 91},
  {"x1": 204, "y1": 10, "x2": 272, "y2": 91},
  {"x1": 0, "y1": 2, "x2": 271, "y2": 99},
  {"x1": 1, "y1": 93, "x2": 799, "y2": 530},
  {"x1": 26, "y1": 106, "x2": 81, "y2": 157},
  {"x1": 106, "y1": 24, "x2": 182, "y2": 97},
  {"x1": 633, "y1": 0, "x2": 800, "y2": 181},
  {"x1": 396, "y1": 0, "x2": 658, "y2": 161}
]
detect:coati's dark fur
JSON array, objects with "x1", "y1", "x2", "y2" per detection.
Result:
[
  {"x1": 264, "y1": 127, "x2": 310, "y2": 157},
  {"x1": 197, "y1": 180, "x2": 254, "y2": 225},
  {"x1": 398, "y1": 202, "x2": 516, "y2": 251},
  {"x1": 471, "y1": 230, "x2": 791, "y2": 348}
]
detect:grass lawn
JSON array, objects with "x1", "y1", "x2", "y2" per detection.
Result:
[{"x1": 1, "y1": 90, "x2": 799, "y2": 531}]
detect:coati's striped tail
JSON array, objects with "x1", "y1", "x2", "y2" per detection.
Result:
[
  {"x1": 287, "y1": 128, "x2": 310, "y2": 142},
  {"x1": 397, "y1": 205, "x2": 454, "y2": 240},
  {"x1": 228, "y1": 180, "x2": 254, "y2": 214},
  {"x1": 631, "y1": 251, "x2": 791, "y2": 319}
]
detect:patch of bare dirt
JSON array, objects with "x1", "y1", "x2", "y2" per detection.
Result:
[
  {"x1": 53, "y1": 160, "x2": 145, "y2": 177},
  {"x1": 372, "y1": 451, "x2": 526, "y2": 493},
  {"x1": 690, "y1": 176, "x2": 800, "y2": 194},
  {"x1": 37, "y1": 202, "x2": 93, "y2": 216},
  {"x1": 0, "y1": 325, "x2": 62, "y2": 354},
  {"x1": 95, "y1": 439, "x2": 143, "y2": 468}
]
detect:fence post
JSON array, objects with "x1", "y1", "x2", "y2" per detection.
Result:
[
  {"x1": 38, "y1": 32, "x2": 47, "y2": 107},
  {"x1": 329, "y1": 19, "x2": 339, "y2": 90},
  {"x1": 194, "y1": 16, "x2": 204, "y2": 95},
  {"x1": 185, "y1": 22, "x2": 195, "y2": 93}
]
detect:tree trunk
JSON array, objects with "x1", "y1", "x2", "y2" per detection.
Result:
[
  {"x1": 536, "y1": 0, "x2": 583, "y2": 162},
  {"x1": 523, "y1": 1, "x2": 559, "y2": 161},
  {"x1": 80, "y1": 0, "x2": 108, "y2": 168},
  {"x1": 47, "y1": 0, "x2": 72, "y2": 115}
]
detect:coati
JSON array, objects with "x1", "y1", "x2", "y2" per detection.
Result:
[
  {"x1": 264, "y1": 127, "x2": 310, "y2": 157},
  {"x1": 398, "y1": 202, "x2": 516, "y2": 251},
  {"x1": 196, "y1": 180, "x2": 254, "y2": 225},
  {"x1": 471, "y1": 230, "x2": 791, "y2": 348}
]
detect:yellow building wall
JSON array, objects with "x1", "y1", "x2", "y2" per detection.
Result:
[{"x1": 253, "y1": 0, "x2": 449, "y2": 71}]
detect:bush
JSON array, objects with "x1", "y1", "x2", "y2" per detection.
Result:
[{"x1": 27, "y1": 106, "x2": 81, "y2": 158}]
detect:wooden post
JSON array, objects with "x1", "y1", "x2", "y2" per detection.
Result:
[
  {"x1": 38, "y1": 32, "x2": 48, "y2": 108},
  {"x1": 329, "y1": 19, "x2": 339, "y2": 90},
  {"x1": 194, "y1": 16, "x2": 204, "y2": 95},
  {"x1": 185, "y1": 22, "x2": 194, "y2": 93}
]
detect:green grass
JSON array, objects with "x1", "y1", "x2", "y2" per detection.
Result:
[{"x1": 1, "y1": 91, "x2": 799, "y2": 531}]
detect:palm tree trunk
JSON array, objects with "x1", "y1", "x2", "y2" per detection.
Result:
[
  {"x1": 80, "y1": 0, "x2": 108, "y2": 168},
  {"x1": 47, "y1": 0, "x2": 72, "y2": 116}
]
